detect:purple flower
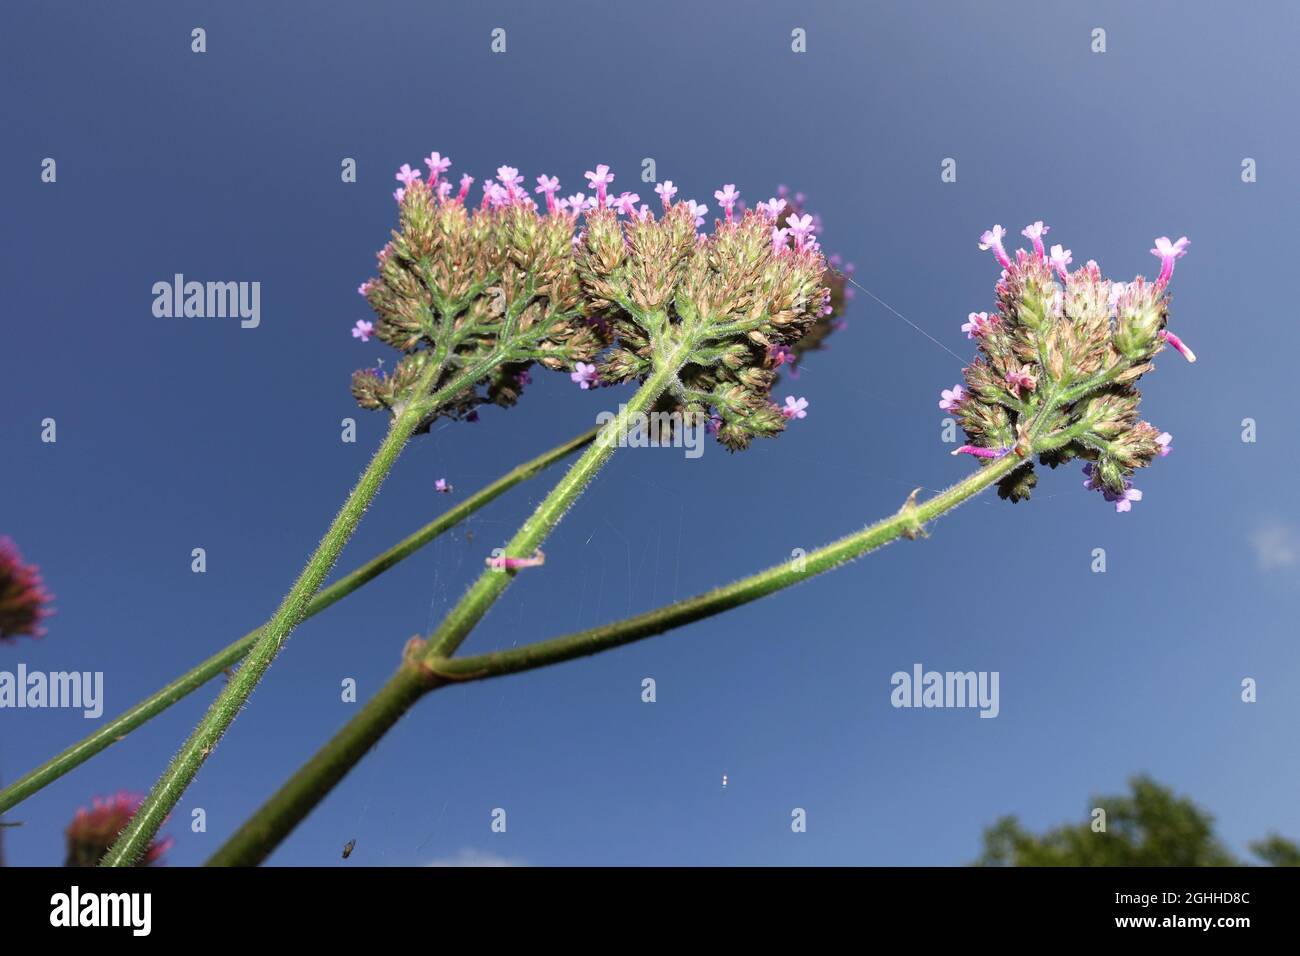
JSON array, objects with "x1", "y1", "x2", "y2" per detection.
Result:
[
  {"x1": 951, "y1": 445, "x2": 1010, "y2": 459},
  {"x1": 1021, "y1": 221, "x2": 1049, "y2": 259},
  {"x1": 352, "y1": 320, "x2": 374, "y2": 342},
  {"x1": 1049, "y1": 243, "x2": 1073, "y2": 279},
  {"x1": 705, "y1": 414, "x2": 722, "y2": 435},
  {"x1": 570, "y1": 361, "x2": 599, "y2": 389},
  {"x1": 770, "y1": 226, "x2": 790, "y2": 255},
  {"x1": 785, "y1": 213, "x2": 814, "y2": 251},
  {"x1": 961, "y1": 311, "x2": 993, "y2": 339},
  {"x1": 357, "y1": 280, "x2": 373, "y2": 296},
  {"x1": 584, "y1": 164, "x2": 614, "y2": 205},
  {"x1": 612, "y1": 191, "x2": 641, "y2": 216},
  {"x1": 423, "y1": 152, "x2": 452, "y2": 179},
  {"x1": 535, "y1": 174, "x2": 560, "y2": 214},
  {"x1": 768, "y1": 344, "x2": 795, "y2": 366},
  {"x1": 395, "y1": 164, "x2": 422, "y2": 188},
  {"x1": 714, "y1": 184, "x2": 740, "y2": 222},
  {"x1": 758, "y1": 197, "x2": 787, "y2": 219},
  {"x1": 685, "y1": 200, "x2": 709, "y2": 228},
  {"x1": 654, "y1": 181, "x2": 677, "y2": 207},
  {"x1": 0, "y1": 536, "x2": 53, "y2": 642},
  {"x1": 978, "y1": 225, "x2": 1011, "y2": 270},
  {"x1": 457, "y1": 174, "x2": 474, "y2": 201},
  {"x1": 938, "y1": 383, "x2": 966, "y2": 412},
  {"x1": 486, "y1": 549, "x2": 546, "y2": 571},
  {"x1": 781, "y1": 395, "x2": 809, "y2": 420},
  {"x1": 1158, "y1": 329, "x2": 1197, "y2": 363},
  {"x1": 1107, "y1": 484, "x2": 1143, "y2": 513},
  {"x1": 1005, "y1": 366, "x2": 1037, "y2": 397},
  {"x1": 1150, "y1": 235, "x2": 1190, "y2": 289},
  {"x1": 434, "y1": 478, "x2": 453, "y2": 494},
  {"x1": 393, "y1": 187, "x2": 406, "y2": 203},
  {"x1": 1156, "y1": 431, "x2": 1173, "y2": 457}
]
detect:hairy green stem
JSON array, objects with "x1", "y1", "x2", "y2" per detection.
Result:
[
  {"x1": 206, "y1": 452, "x2": 1021, "y2": 866},
  {"x1": 100, "y1": 355, "x2": 500, "y2": 866},
  {"x1": 0, "y1": 426, "x2": 596, "y2": 816},
  {"x1": 208, "y1": 362, "x2": 683, "y2": 865}
]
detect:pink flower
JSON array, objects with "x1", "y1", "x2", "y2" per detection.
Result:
[
  {"x1": 1151, "y1": 235, "x2": 1190, "y2": 289},
  {"x1": 1021, "y1": 221, "x2": 1049, "y2": 259},
  {"x1": 768, "y1": 344, "x2": 795, "y2": 366},
  {"x1": 496, "y1": 165, "x2": 524, "y2": 201},
  {"x1": 535, "y1": 174, "x2": 560, "y2": 213},
  {"x1": 486, "y1": 549, "x2": 546, "y2": 571},
  {"x1": 434, "y1": 478, "x2": 453, "y2": 494},
  {"x1": 1111, "y1": 485, "x2": 1143, "y2": 513},
  {"x1": 714, "y1": 184, "x2": 740, "y2": 222},
  {"x1": 685, "y1": 200, "x2": 709, "y2": 228},
  {"x1": 352, "y1": 320, "x2": 374, "y2": 342},
  {"x1": 393, "y1": 187, "x2": 406, "y2": 203},
  {"x1": 1005, "y1": 366, "x2": 1037, "y2": 396},
  {"x1": 782, "y1": 395, "x2": 809, "y2": 420},
  {"x1": 357, "y1": 280, "x2": 373, "y2": 296},
  {"x1": 436, "y1": 180, "x2": 453, "y2": 202},
  {"x1": 785, "y1": 213, "x2": 814, "y2": 251},
  {"x1": 654, "y1": 181, "x2": 677, "y2": 206},
  {"x1": 562, "y1": 193, "x2": 592, "y2": 216},
  {"x1": 1049, "y1": 243, "x2": 1073, "y2": 279},
  {"x1": 1156, "y1": 431, "x2": 1173, "y2": 457},
  {"x1": 978, "y1": 225, "x2": 1011, "y2": 270},
  {"x1": 457, "y1": 174, "x2": 474, "y2": 201},
  {"x1": 1158, "y1": 329, "x2": 1197, "y2": 363},
  {"x1": 612, "y1": 191, "x2": 641, "y2": 216},
  {"x1": 423, "y1": 152, "x2": 452, "y2": 179},
  {"x1": 938, "y1": 383, "x2": 966, "y2": 412},
  {"x1": 951, "y1": 445, "x2": 1010, "y2": 459},
  {"x1": 395, "y1": 164, "x2": 421, "y2": 187},
  {"x1": 0, "y1": 536, "x2": 53, "y2": 642},
  {"x1": 770, "y1": 226, "x2": 789, "y2": 254},
  {"x1": 961, "y1": 311, "x2": 993, "y2": 338},
  {"x1": 64, "y1": 792, "x2": 172, "y2": 867},
  {"x1": 570, "y1": 361, "x2": 599, "y2": 389},
  {"x1": 759, "y1": 197, "x2": 787, "y2": 219},
  {"x1": 584, "y1": 164, "x2": 614, "y2": 205}
]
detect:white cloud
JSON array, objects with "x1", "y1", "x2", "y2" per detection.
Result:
[
  {"x1": 1249, "y1": 523, "x2": 1298, "y2": 570},
  {"x1": 425, "y1": 848, "x2": 526, "y2": 867}
]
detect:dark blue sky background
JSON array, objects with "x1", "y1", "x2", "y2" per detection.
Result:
[{"x1": 3, "y1": 0, "x2": 1298, "y2": 866}]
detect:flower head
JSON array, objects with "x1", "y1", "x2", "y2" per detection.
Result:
[
  {"x1": 0, "y1": 537, "x2": 53, "y2": 642},
  {"x1": 961, "y1": 311, "x2": 994, "y2": 339},
  {"x1": 685, "y1": 200, "x2": 709, "y2": 228},
  {"x1": 1156, "y1": 431, "x2": 1173, "y2": 457},
  {"x1": 654, "y1": 181, "x2": 677, "y2": 206},
  {"x1": 424, "y1": 152, "x2": 452, "y2": 179},
  {"x1": 781, "y1": 395, "x2": 809, "y2": 420},
  {"x1": 1021, "y1": 221, "x2": 1049, "y2": 259},
  {"x1": 351, "y1": 319, "x2": 374, "y2": 342},
  {"x1": 714, "y1": 184, "x2": 740, "y2": 222},
  {"x1": 938, "y1": 383, "x2": 966, "y2": 412},
  {"x1": 395, "y1": 164, "x2": 421, "y2": 188},
  {"x1": 584, "y1": 164, "x2": 614, "y2": 205},
  {"x1": 570, "y1": 361, "x2": 599, "y2": 389},
  {"x1": 1049, "y1": 243, "x2": 1073, "y2": 279},
  {"x1": 1150, "y1": 235, "x2": 1190, "y2": 289},
  {"x1": 64, "y1": 793, "x2": 172, "y2": 867},
  {"x1": 978, "y1": 225, "x2": 1011, "y2": 270}
]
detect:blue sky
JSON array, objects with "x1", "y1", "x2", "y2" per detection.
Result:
[{"x1": 2, "y1": 0, "x2": 1298, "y2": 866}]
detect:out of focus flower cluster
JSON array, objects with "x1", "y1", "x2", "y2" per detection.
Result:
[{"x1": 64, "y1": 792, "x2": 172, "y2": 867}]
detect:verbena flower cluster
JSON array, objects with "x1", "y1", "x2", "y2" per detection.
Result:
[
  {"x1": 942, "y1": 222, "x2": 1194, "y2": 512},
  {"x1": 64, "y1": 792, "x2": 172, "y2": 867},
  {"x1": 349, "y1": 155, "x2": 841, "y2": 451},
  {"x1": 0, "y1": 536, "x2": 53, "y2": 642}
]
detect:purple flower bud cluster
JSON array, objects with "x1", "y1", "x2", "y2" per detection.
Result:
[
  {"x1": 944, "y1": 222, "x2": 1195, "y2": 511},
  {"x1": 0, "y1": 536, "x2": 53, "y2": 642}
]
